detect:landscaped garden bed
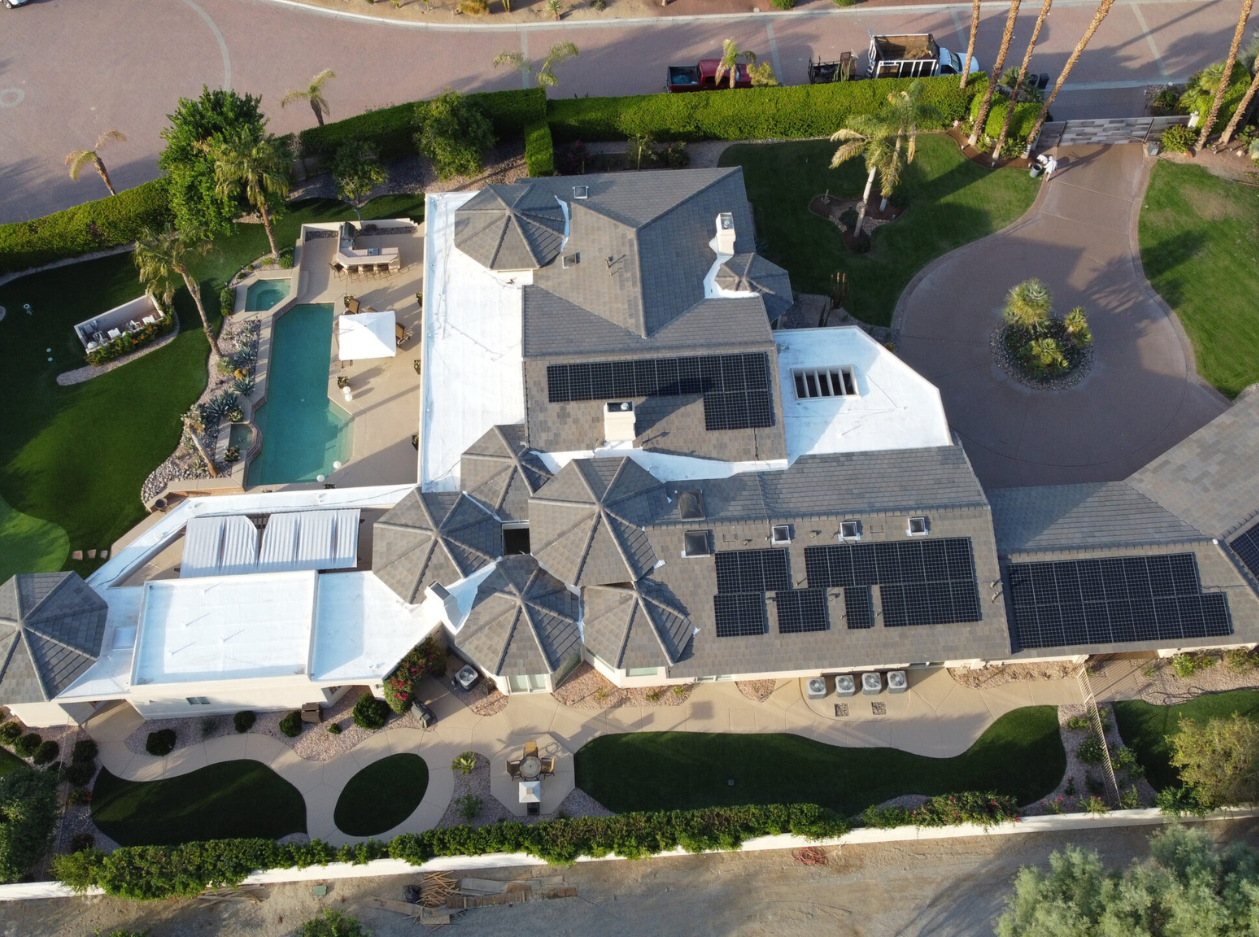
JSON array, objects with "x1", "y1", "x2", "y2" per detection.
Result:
[
  {"x1": 990, "y1": 278, "x2": 1093, "y2": 389},
  {"x1": 552, "y1": 663, "x2": 694, "y2": 709}
]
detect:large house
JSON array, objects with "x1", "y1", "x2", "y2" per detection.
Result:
[{"x1": 4, "y1": 167, "x2": 1259, "y2": 727}]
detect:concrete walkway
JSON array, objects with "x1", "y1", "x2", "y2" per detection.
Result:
[
  {"x1": 895, "y1": 144, "x2": 1228, "y2": 490},
  {"x1": 85, "y1": 668, "x2": 1081, "y2": 846}
]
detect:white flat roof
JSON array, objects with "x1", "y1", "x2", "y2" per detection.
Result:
[
  {"x1": 58, "y1": 586, "x2": 143, "y2": 700},
  {"x1": 311, "y1": 572, "x2": 436, "y2": 682},
  {"x1": 133, "y1": 572, "x2": 316, "y2": 686},
  {"x1": 421, "y1": 192, "x2": 527, "y2": 491},
  {"x1": 775, "y1": 326, "x2": 952, "y2": 461}
]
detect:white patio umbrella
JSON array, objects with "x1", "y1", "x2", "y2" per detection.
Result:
[
  {"x1": 337, "y1": 310, "x2": 397, "y2": 360},
  {"x1": 518, "y1": 780, "x2": 541, "y2": 803}
]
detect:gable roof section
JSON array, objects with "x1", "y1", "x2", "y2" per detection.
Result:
[
  {"x1": 372, "y1": 490, "x2": 501, "y2": 602},
  {"x1": 460, "y1": 424, "x2": 553, "y2": 522},
  {"x1": 715, "y1": 253, "x2": 793, "y2": 320},
  {"x1": 452, "y1": 555, "x2": 580, "y2": 676},
  {"x1": 1128, "y1": 387, "x2": 1259, "y2": 539},
  {"x1": 583, "y1": 576, "x2": 693, "y2": 669},
  {"x1": 0, "y1": 572, "x2": 108, "y2": 703},
  {"x1": 531, "y1": 458, "x2": 666, "y2": 586},
  {"x1": 453, "y1": 184, "x2": 566, "y2": 271}
]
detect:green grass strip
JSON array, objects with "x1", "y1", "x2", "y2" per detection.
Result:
[
  {"x1": 334, "y1": 753, "x2": 429, "y2": 837},
  {"x1": 0, "y1": 491, "x2": 67, "y2": 583}
]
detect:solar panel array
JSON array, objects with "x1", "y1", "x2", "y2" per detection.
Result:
[
  {"x1": 715, "y1": 549, "x2": 791, "y2": 594},
  {"x1": 713, "y1": 592, "x2": 768, "y2": 637},
  {"x1": 546, "y1": 353, "x2": 774, "y2": 432},
  {"x1": 1230, "y1": 524, "x2": 1259, "y2": 582},
  {"x1": 712, "y1": 548, "x2": 832, "y2": 637},
  {"x1": 775, "y1": 588, "x2": 830, "y2": 634},
  {"x1": 804, "y1": 539, "x2": 981, "y2": 627},
  {"x1": 1007, "y1": 553, "x2": 1232, "y2": 649}
]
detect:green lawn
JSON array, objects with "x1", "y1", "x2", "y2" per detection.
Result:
[
  {"x1": 1139, "y1": 162, "x2": 1259, "y2": 398},
  {"x1": 92, "y1": 760, "x2": 307, "y2": 845},
  {"x1": 576, "y1": 706, "x2": 1064, "y2": 816},
  {"x1": 333, "y1": 753, "x2": 429, "y2": 837},
  {"x1": 0, "y1": 746, "x2": 26, "y2": 777},
  {"x1": 719, "y1": 135, "x2": 1039, "y2": 326},
  {"x1": 1113, "y1": 690, "x2": 1259, "y2": 791},
  {"x1": 0, "y1": 194, "x2": 424, "y2": 577}
]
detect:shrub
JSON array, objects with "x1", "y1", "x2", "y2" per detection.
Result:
[
  {"x1": 452, "y1": 752, "x2": 477, "y2": 775},
  {"x1": 233, "y1": 711, "x2": 256, "y2": 733},
  {"x1": 278, "y1": 247, "x2": 294, "y2": 269},
  {"x1": 1156, "y1": 784, "x2": 1211, "y2": 816},
  {"x1": 1169, "y1": 712, "x2": 1259, "y2": 807},
  {"x1": 525, "y1": 120, "x2": 555, "y2": 177},
  {"x1": 13, "y1": 733, "x2": 41, "y2": 760},
  {"x1": 1082, "y1": 795, "x2": 1109, "y2": 815},
  {"x1": 327, "y1": 723, "x2": 342, "y2": 735},
  {"x1": 0, "y1": 722, "x2": 21, "y2": 746},
  {"x1": 1161, "y1": 124, "x2": 1196, "y2": 153},
  {"x1": 200, "y1": 716, "x2": 221, "y2": 739},
  {"x1": 970, "y1": 93, "x2": 1041, "y2": 145},
  {"x1": 219, "y1": 285, "x2": 237, "y2": 315},
  {"x1": 1225, "y1": 648, "x2": 1259, "y2": 671},
  {"x1": 455, "y1": 794, "x2": 483, "y2": 820},
  {"x1": 352, "y1": 694, "x2": 390, "y2": 731},
  {"x1": 547, "y1": 74, "x2": 985, "y2": 142},
  {"x1": 1076, "y1": 734, "x2": 1105, "y2": 765},
  {"x1": 415, "y1": 90, "x2": 497, "y2": 181},
  {"x1": 71, "y1": 739, "x2": 98, "y2": 764},
  {"x1": 279, "y1": 711, "x2": 302, "y2": 738},
  {"x1": 85, "y1": 311, "x2": 177, "y2": 366},
  {"x1": 1171, "y1": 652, "x2": 1216, "y2": 679},
  {"x1": 1110, "y1": 746, "x2": 1144, "y2": 780},
  {"x1": 32, "y1": 740, "x2": 59, "y2": 766},
  {"x1": 770, "y1": 0, "x2": 796, "y2": 7},
  {"x1": 0, "y1": 768, "x2": 59, "y2": 883},
  {"x1": 1178, "y1": 60, "x2": 1253, "y2": 135},
  {"x1": 302, "y1": 910, "x2": 369, "y2": 937},
  {"x1": 70, "y1": 834, "x2": 95, "y2": 853},
  {"x1": 1065, "y1": 714, "x2": 1091, "y2": 731},
  {"x1": 145, "y1": 729, "x2": 176, "y2": 757},
  {"x1": 833, "y1": 0, "x2": 858, "y2": 6},
  {"x1": 382, "y1": 637, "x2": 447, "y2": 713},
  {"x1": 861, "y1": 792, "x2": 1019, "y2": 829},
  {"x1": 0, "y1": 178, "x2": 172, "y2": 276},
  {"x1": 457, "y1": 0, "x2": 489, "y2": 13},
  {"x1": 64, "y1": 762, "x2": 96, "y2": 787},
  {"x1": 68, "y1": 786, "x2": 93, "y2": 806}
]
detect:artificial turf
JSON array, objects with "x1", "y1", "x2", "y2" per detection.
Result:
[
  {"x1": 0, "y1": 194, "x2": 424, "y2": 576},
  {"x1": 91, "y1": 760, "x2": 307, "y2": 846},
  {"x1": 1113, "y1": 689, "x2": 1259, "y2": 791},
  {"x1": 575, "y1": 705, "x2": 1065, "y2": 816},
  {"x1": 333, "y1": 753, "x2": 429, "y2": 837},
  {"x1": 718, "y1": 135, "x2": 1039, "y2": 326},
  {"x1": 1138, "y1": 161, "x2": 1259, "y2": 398}
]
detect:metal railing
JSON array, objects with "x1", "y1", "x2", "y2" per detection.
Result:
[{"x1": 1076, "y1": 663, "x2": 1121, "y2": 807}]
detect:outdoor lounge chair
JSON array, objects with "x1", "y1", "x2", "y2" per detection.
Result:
[
  {"x1": 507, "y1": 759, "x2": 522, "y2": 779},
  {"x1": 540, "y1": 757, "x2": 556, "y2": 776},
  {"x1": 345, "y1": 297, "x2": 362, "y2": 315},
  {"x1": 107, "y1": 328, "x2": 121, "y2": 340}
]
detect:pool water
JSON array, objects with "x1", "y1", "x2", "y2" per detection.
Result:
[
  {"x1": 245, "y1": 278, "x2": 291, "y2": 312},
  {"x1": 248, "y1": 304, "x2": 351, "y2": 485}
]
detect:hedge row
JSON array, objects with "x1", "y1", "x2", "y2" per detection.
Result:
[
  {"x1": 545, "y1": 75, "x2": 988, "y2": 143},
  {"x1": 970, "y1": 93, "x2": 1042, "y2": 144},
  {"x1": 525, "y1": 120, "x2": 555, "y2": 177},
  {"x1": 860, "y1": 792, "x2": 1021, "y2": 830},
  {"x1": 298, "y1": 87, "x2": 548, "y2": 160},
  {"x1": 53, "y1": 803, "x2": 845, "y2": 900},
  {"x1": 0, "y1": 178, "x2": 172, "y2": 277}
]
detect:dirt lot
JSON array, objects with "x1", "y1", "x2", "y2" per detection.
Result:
[{"x1": 5, "y1": 820, "x2": 1258, "y2": 937}]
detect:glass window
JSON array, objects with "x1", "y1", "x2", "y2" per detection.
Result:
[{"x1": 626, "y1": 667, "x2": 660, "y2": 678}]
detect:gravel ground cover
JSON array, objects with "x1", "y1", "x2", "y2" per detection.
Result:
[
  {"x1": 551, "y1": 663, "x2": 693, "y2": 710},
  {"x1": 948, "y1": 661, "x2": 1079, "y2": 688}
]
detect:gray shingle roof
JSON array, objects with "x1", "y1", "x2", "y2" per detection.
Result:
[
  {"x1": 583, "y1": 576, "x2": 693, "y2": 669},
  {"x1": 372, "y1": 490, "x2": 501, "y2": 602},
  {"x1": 450, "y1": 555, "x2": 581, "y2": 677},
  {"x1": 460, "y1": 424, "x2": 553, "y2": 523},
  {"x1": 0, "y1": 572, "x2": 108, "y2": 703},
  {"x1": 1128, "y1": 386, "x2": 1259, "y2": 539},
  {"x1": 989, "y1": 482, "x2": 1208, "y2": 556},
  {"x1": 715, "y1": 253, "x2": 793, "y2": 320},
  {"x1": 453, "y1": 184, "x2": 566, "y2": 271},
  {"x1": 531, "y1": 458, "x2": 667, "y2": 586}
]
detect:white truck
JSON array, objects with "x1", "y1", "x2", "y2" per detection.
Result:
[{"x1": 865, "y1": 34, "x2": 979, "y2": 80}]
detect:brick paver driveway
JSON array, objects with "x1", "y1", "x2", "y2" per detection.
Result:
[{"x1": 895, "y1": 144, "x2": 1227, "y2": 489}]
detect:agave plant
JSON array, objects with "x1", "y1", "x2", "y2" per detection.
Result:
[
  {"x1": 1027, "y1": 337, "x2": 1069, "y2": 371},
  {"x1": 1003, "y1": 278, "x2": 1053, "y2": 331},
  {"x1": 202, "y1": 391, "x2": 240, "y2": 423},
  {"x1": 452, "y1": 751, "x2": 477, "y2": 775},
  {"x1": 233, "y1": 376, "x2": 255, "y2": 396},
  {"x1": 1064, "y1": 306, "x2": 1092, "y2": 346}
]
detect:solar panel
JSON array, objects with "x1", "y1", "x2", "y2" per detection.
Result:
[
  {"x1": 844, "y1": 586, "x2": 874, "y2": 629},
  {"x1": 1007, "y1": 553, "x2": 1233, "y2": 650},
  {"x1": 805, "y1": 538, "x2": 981, "y2": 626},
  {"x1": 715, "y1": 549, "x2": 791, "y2": 594},
  {"x1": 1231, "y1": 523, "x2": 1259, "y2": 582},
  {"x1": 546, "y1": 353, "x2": 774, "y2": 431},
  {"x1": 776, "y1": 589, "x2": 829, "y2": 633},
  {"x1": 714, "y1": 592, "x2": 768, "y2": 638}
]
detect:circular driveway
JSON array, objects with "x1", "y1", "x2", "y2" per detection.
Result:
[{"x1": 895, "y1": 144, "x2": 1227, "y2": 489}]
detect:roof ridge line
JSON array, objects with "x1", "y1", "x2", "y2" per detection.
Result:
[
  {"x1": 21, "y1": 573, "x2": 70, "y2": 621},
  {"x1": 20, "y1": 631, "x2": 55, "y2": 702}
]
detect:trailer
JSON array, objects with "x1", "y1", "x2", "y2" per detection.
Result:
[
  {"x1": 666, "y1": 59, "x2": 752, "y2": 93},
  {"x1": 865, "y1": 34, "x2": 979, "y2": 80},
  {"x1": 807, "y1": 52, "x2": 856, "y2": 84}
]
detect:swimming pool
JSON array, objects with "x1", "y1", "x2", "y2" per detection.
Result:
[
  {"x1": 245, "y1": 278, "x2": 291, "y2": 312},
  {"x1": 248, "y1": 304, "x2": 351, "y2": 486}
]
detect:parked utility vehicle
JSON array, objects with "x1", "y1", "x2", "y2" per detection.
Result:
[
  {"x1": 865, "y1": 34, "x2": 979, "y2": 79},
  {"x1": 666, "y1": 60, "x2": 752, "y2": 92}
]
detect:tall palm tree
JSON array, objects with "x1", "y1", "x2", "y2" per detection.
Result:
[
  {"x1": 1198, "y1": 0, "x2": 1255, "y2": 149},
  {"x1": 830, "y1": 115, "x2": 900, "y2": 238},
  {"x1": 992, "y1": 0, "x2": 1054, "y2": 160},
  {"x1": 208, "y1": 129, "x2": 291, "y2": 259},
  {"x1": 1220, "y1": 64, "x2": 1259, "y2": 144},
  {"x1": 1003, "y1": 278, "x2": 1052, "y2": 330},
  {"x1": 714, "y1": 39, "x2": 755, "y2": 89},
  {"x1": 1025, "y1": 0, "x2": 1117, "y2": 148},
  {"x1": 134, "y1": 225, "x2": 221, "y2": 359},
  {"x1": 969, "y1": 0, "x2": 1023, "y2": 146},
  {"x1": 883, "y1": 81, "x2": 941, "y2": 209},
  {"x1": 65, "y1": 130, "x2": 127, "y2": 196},
  {"x1": 281, "y1": 69, "x2": 336, "y2": 127},
  {"x1": 961, "y1": 0, "x2": 982, "y2": 89}
]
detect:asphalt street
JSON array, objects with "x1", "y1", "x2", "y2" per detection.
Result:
[{"x1": 0, "y1": 0, "x2": 1244, "y2": 221}]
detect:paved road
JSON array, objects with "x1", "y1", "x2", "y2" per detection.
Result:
[
  {"x1": 0, "y1": 0, "x2": 1244, "y2": 222},
  {"x1": 896, "y1": 143, "x2": 1228, "y2": 489}
]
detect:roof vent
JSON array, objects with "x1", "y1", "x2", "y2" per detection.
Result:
[
  {"x1": 604, "y1": 400, "x2": 637, "y2": 443},
  {"x1": 771, "y1": 524, "x2": 792, "y2": 545},
  {"x1": 678, "y1": 490, "x2": 705, "y2": 520},
  {"x1": 839, "y1": 520, "x2": 861, "y2": 541},
  {"x1": 716, "y1": 212, "x2": 736, "y2": 255},
  {"x1": 562, "y1": 252, "x2": 580, "y2": 268},
  {"x1": 573, "y1": 185, "x2": 589, "y2": 199},
  {"x1": 907, "y1": 516, "x2": 929, "y2": 537}
]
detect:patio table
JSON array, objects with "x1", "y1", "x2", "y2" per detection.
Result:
[{"x1": 518, "y1": 755, "x2": 543, "y2": 780}]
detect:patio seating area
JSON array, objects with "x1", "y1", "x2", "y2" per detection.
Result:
[
  {"x1": 73, "y1": 293, "x2": 164, "y2": 351},
  {"x1": 491, "y1": 734, "x2": 573, "y2": 817},
  {"x1": 328, "y1": 221, "x2": 403, "y2": 280}
]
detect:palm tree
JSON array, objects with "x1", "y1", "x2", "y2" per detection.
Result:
[
  {"x1": 1025, "y1": 0, "x2": 1117, "y2": 149},
  {"x1": 999, "y1": 66, "x2": 1045, "y2": 103},
  {"x1": 961, "y1": 0, "x2": 982, "y2": 89},
  {"x1": 882, "y1": 81, "x2": 941, "y2": 209},
  {"x1": 1197, "y1": 0, "x2": 1255, "y2": 149},
  {"x1": 1220, "y1": 64, "x2": 1259, "y2": 144},
  {"x1": 992, "y1": 0, "x2": 1054, "y2": 160},
  {"x1": 208, "y1": 129, "x2": 291, "y2": 260},
  {"x1": 281, "y1": 69, "x2": 336, "y2": 127},
  {"x1": 1028, "y1": 337, "x2": 1068, "y2": 371},
  {"x1": 1064, "y1": 306, "x2": 1092, "y2": 346},
  {"x1": 830, "y1": 115, "x2": 900, "y2": 238},
  {"x1": 714, "y1": 39, "x2": 755, "y2": 89},
  {"x1": 749, "y1": 62, "x2": 778, "y2": 87},
  {"x1": 1003, "y1": 278, "x2": 1052, "y2": 331},
  {"x1": 134, "y1": 225, "x2": 221, "y2": 359},
  {"x1": 65, "y1": 130, "x2": 127, "y2": 196},
  {"x1": 969, "y1": 0, "x2": 1023, "y2": 147}
]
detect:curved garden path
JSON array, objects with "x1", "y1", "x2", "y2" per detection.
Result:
[
  {"x1": 894, "y1": 144, "x2": 1228, "y2": 490},
  {"x1": 84, "y1": 669, "x2": 1080, "y2": 845}
]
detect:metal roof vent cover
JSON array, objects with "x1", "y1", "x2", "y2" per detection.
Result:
[
  {"x1": 771, "y1": 524, "x2": 792, "y2": 545},
  {"x1": 907, "y1": 516, "x2": 930, "y2": 536},
  {"x1": 840, "y1": 520, "x2": 861, "y2": 541},
  {"x1": 573, "y1": 185, "x2": 589, "y2": 199}
]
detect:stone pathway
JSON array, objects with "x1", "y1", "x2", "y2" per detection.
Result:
[{"x1": 84, "y1": 667, "x2": 1081, "y2": 846}]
